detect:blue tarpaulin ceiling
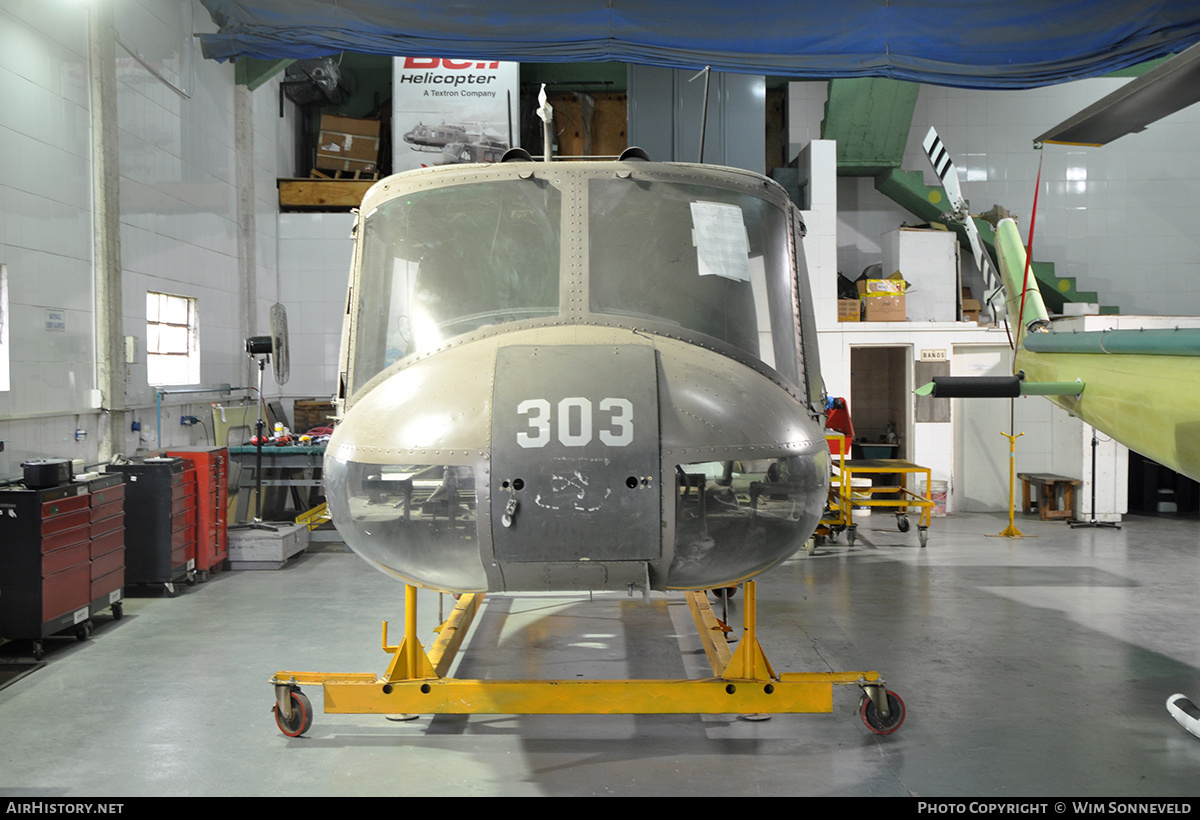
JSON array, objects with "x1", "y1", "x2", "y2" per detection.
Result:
[{"x1": 198, "y1": 1, "x2": 1200, "y2": 90}]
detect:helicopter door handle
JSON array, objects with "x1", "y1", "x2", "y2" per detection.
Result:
[{"x1": 502, "y1": 497, "x2": 519, "y2": 528}]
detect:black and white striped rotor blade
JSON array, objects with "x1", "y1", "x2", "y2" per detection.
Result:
[
  {"x1": 960, "y1": 210, "x2": 997, "y2": 292},
  {"x1": 922, "y1": 127, "x2": 1000, "y2": 295},
  {"x1": 922, "y1": 127, "x2": 966, "y2": 213}
]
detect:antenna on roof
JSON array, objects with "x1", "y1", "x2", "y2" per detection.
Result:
[
  {"x1": 688, "y1": 66, "x2": 711, "y2": 163},
  {"x1": 537, "y1": 84, "x2": 554, "y2": 162}
]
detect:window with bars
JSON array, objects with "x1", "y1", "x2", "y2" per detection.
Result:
[{"x1": 146, "y1": 292, "x2": 199, "y2": 386}]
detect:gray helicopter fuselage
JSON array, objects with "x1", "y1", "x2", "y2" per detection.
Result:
[{"x1": 324, "y1": 159, "x2": 829, "y2": 593}]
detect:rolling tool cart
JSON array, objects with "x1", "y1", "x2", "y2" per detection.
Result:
[
  {"x1": 104, "y1": 457, "x2": 196, "y2": 596},
  {"x1": 83, "y1": 473, "x2": 127, "y2": 622},
  {"x1": 0, "y1": 480, "x2": 96, "y2": 659},
  {"x1": 166, "y1": 447, "x2": 229, "y2": 581}
]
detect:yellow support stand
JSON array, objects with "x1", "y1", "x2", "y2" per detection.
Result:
[
  {"x1": 991, "y1": 431, "x2": 1030, "y2": 539},
  {"x1": 294, "y1": 502, "x2": 330, "y2": 531},
  {"x1": 270, "y1": 580, "x2": 905, "y2": 733}
]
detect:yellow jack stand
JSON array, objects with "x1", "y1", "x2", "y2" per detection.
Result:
[
  {"x1": 270, "y1": 580, "x2": 906, "y2": 736},
  {"x1": 990, "y1": 431, "x2": 1032, "y2": 539}
]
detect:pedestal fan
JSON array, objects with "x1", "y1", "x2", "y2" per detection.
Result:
[{"x1": 232, "y1": 303, "x2": 289, "y2": 531}]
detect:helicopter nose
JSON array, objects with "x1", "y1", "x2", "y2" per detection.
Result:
[{"x1": 489, "y1": 344, "x2": 661, "y2": 570}]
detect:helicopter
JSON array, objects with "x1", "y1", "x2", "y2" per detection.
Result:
[
  {"x1": 432, "y1": 135, "x2": 510, "y2": 165},
  {"x1": 324, "y1": 149, "x2": 831, "y2": 595},
  {"x1": 919, "y1": 116, "x2": 1200, "y2": 740},
  {"x1": 401, "y1": 121, "x2": 469, "y2": 151},
  {"x1": 270, "y1": 139, "x2": 916, "y2": 738}
]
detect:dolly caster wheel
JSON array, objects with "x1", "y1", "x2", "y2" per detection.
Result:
[
  {"x1": 75, "y1": 620, "x2": 93, "y2": 642},
  {"x1": 861, "y1": 689, "x2": 906, "y2": 735},
  {"x1": 896, "y1": 514, "x2": 910, "y2": 533},
  {"x1": 112, "y1": 602, "x2": 124, "y2": 620},
  {"x1": 274, "y1": 689, "x2": 314, "y2": 738}
]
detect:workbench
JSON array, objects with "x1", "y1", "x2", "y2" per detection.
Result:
[
  {"x1": 1018, "y1": 472, "x2": 1081, "y2": 521},
  {"x1": 229, "y1": 445, "x2": 325, "y2": 524}
]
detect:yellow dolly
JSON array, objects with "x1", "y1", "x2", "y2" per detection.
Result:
[
  {"x1": 812, "y1": 435, "x2": 852, "y2": 551},
  {"x1": 269, "y1": 581, "x2": 906, "y2": 737},
  {"x1": 832, "y1": 458, "x2": 935, "y2": 548}
]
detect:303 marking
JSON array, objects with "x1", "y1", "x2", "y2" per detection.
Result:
[{"x1": 516, "y1": 397, "x2": 633, "y2": 448}]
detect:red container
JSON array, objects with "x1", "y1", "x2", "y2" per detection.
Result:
[{"x1": 825, "y1": 399, "x2": 855, "y2": 457}]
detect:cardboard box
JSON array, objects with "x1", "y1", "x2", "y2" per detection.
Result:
[
  {"x1": 838, "y1": 299, "x2": 861, "y2": 322},
  {"x1": 857, "y1": 278, "x2": 906, "y2": 322},
  {"x1": 316, "y1": 115, "x2": 381, "y2": 174},
  {"x1": 863, "y1": 293, "x2": 906, "y2": 321},
  {"x1": 962, "y1": 298, "x2": 982, "y2": 323}
]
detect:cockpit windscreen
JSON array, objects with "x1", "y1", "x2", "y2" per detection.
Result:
[
  {"x1": 588, "y1": 179, "x2": 799, "y2": 386},
  {"x1": 351, "y1": 179, "x2": 561, "y2": 394}
]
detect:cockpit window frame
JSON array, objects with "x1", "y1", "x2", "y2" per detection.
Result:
[{"x1": 342, "y1": 162, "x2": 813, "y2": 409}]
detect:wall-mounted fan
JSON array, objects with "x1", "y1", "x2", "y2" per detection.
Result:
[{"x1": 283, "y1": 57, "x2": 354, "y2": 107}]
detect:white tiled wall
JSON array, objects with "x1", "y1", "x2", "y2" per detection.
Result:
[{"x1": 116, "y1": 11, "x2": 240, "y2": 412}]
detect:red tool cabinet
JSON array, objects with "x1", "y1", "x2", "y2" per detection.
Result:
[
  {"x1": 87, "y1": 473, "x2": 126, "y2": 619},
  {"x1": 165, "y1": 447, "x2": 228, "y2": 581},
  {"x1": 0, "y1": 475, "x2": 127, "y2": 660}
]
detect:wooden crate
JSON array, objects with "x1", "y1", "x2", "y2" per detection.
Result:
[{"x1": 316, "y1": 115, "x2": 381, "y2": 174}]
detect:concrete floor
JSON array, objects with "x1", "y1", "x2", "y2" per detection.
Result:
[{"x1": 2, "y1": 510, "x2": 1200, "y2": 797}]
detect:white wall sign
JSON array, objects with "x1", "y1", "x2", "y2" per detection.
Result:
[
  {"x1": 392, "y1": 57, "x2": 520, "y2": 173},
  {"x1": 45, "y1": 308, "x2": 66, "y2": 332}
]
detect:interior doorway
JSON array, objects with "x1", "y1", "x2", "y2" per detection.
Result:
[{"x1": 849, "y1": 346, "x2": 910, "y2": 462}]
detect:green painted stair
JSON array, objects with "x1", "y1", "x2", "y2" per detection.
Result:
[
  {"x1": 823, "y1": 78, "x2": 920, "y2": 177},
  {"x1": 819, "y1": 77, "x2": 1118, "y2": 315},
  {"x1": 873, "y1": 169, "x2": 1118, "y2": 315}
]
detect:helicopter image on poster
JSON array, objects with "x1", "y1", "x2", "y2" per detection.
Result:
[
  {"x1": 432, "y1": 134, "x2": 510, "y2": 165},
  {"x1": 401, "y1": 121, "x2": 469, "y2": 151},
  {"x1": 269, "y1": 148, "x2": 905, "y2": 738},
  {"x1": 402, "y1": 122, "x2": 510, "y2": 164}
]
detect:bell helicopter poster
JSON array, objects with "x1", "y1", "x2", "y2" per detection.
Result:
[{"x1": 392, "y1": 57, "x2": 520, "y2": 172}]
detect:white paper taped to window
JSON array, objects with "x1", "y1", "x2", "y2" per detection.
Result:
[{"x1": 689, "y1": 202, "x2": 750, "y2": 281}]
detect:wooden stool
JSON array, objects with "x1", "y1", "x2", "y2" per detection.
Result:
[{"x1": 1018, "y1": 473, "x2": 1082, "y2": 520}]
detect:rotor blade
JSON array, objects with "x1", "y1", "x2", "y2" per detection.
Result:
[
  {"x1": 922, "y1": 127, "x2": 966, "y2": 214},
  {"x1": 922, "y1": 127, "x2": 998, "y2": 293},
  {"x1": 1035, "y1": 40, "x2": 1200, "y2": 147}
]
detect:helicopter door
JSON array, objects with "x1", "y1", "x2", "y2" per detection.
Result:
[{"x1": 491, "y1": 345, "x2": 661, "y2": 564}]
